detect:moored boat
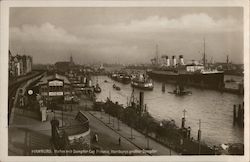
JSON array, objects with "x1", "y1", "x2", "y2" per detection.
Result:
[{"x1": 147, "y1": 41, "x2": 224, "y2": 90}]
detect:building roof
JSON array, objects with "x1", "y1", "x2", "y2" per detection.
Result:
[
  {"x1": 36, "y1": 73, "x2": 71, "y2": 86},
  {"x1": 62, "y1": 111, "x2": 89, "y2": 136}
]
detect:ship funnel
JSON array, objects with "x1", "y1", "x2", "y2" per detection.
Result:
[
  {"x1": 172, "y1": 56, "x2": 177, "y2": 67},
  {"x1": 166, "y1": 56, "x2": 170, "y2": 67},
  {"x1": 179, "y1": 55, "x2": 184, "y2": 65}
]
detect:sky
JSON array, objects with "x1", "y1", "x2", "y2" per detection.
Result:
[{"x1": 9, "y1": 7, "x2": 244, "y2": 64}]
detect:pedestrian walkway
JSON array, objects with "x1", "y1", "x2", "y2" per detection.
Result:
[{"x1": 88, "y1": 111, "x2": 178, "y2": 155}]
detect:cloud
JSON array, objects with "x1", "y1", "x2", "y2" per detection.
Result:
[
  {"x1": 10, "y1": 22, "x2": 123, "y2": 47},
  {"x1": 10, "y1": 22, "x2": 80, "y2": 44},
  {"x1": 9, "y1": 13, "x2": 243, "y2": 64},
  {"x1": 82, "y1": 13, "x2": 241, "y2": 34}
]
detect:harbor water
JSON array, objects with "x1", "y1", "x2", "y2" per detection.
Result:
[{"x1": 92, "y1": 75, "x2": 244, "y2": 146}]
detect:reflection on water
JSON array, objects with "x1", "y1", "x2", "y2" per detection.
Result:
[{"x1": 92, "y1": 75, "x2": 244, "y2": 146}]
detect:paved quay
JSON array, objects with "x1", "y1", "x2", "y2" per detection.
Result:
[{"x1": 86, "y1": 110, "x2": 178, "y2": 155}]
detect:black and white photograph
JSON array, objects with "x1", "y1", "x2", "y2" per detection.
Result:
[{"x1": 0, "y1": 0, "x2": 249, "y2": 161}]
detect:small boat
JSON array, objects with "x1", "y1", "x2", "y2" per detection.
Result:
[
  {"x1": 94, "y1": 83, "x2": 101, "y2": 93},
  {"x1": 113, "y1": 84, "x2": 121, "y2": 90},
  {"x1": 115, "y1": 86, "x2": 121, "y2": 91}
]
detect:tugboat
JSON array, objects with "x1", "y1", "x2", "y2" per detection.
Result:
[
  {"x1": 131, "y1": 73, "x2": 153, "y2": 90},
  {"x1": 94, "y1": 77, "x2": 101, "y2": 93},
  {"x1": 94, "y1": 83, "x2": 101, "y2": 93}
]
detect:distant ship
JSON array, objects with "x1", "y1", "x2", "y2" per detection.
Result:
[
  {"x1": 131, "y1": 73, "x2": 154, "y2": 90},
  {"x1": 147, "y1": 41, "x2": 224, "y2": 90}
]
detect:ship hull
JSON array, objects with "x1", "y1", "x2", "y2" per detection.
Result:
[
  {"x1": 131, "y1": 81, "x2": 154, "y2": 90},
  {"x1": 147, "y1": 70, "x2": 224, "y2": 90},
  {"x1": 131, "y1": 84, "x2": 154, "y2": 90},
  {"x1": 110, "y1": 74, "x2": 131, "y2": 84}
]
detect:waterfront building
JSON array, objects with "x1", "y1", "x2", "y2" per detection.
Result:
[
  {"x1": 8, "y1": 50, "x2": 33, "y2": 78},
  {"x1": 35, "y1": 73, "x2": 72, "y2": 104}
]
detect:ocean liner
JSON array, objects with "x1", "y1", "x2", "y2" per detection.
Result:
[{"x1": 147, "y1": 41, "x2": 225, "y2": 90}]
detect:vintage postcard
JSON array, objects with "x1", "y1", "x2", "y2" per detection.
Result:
[{"x1": 0, "y1": 0, "x2": 249, "y2": 162}]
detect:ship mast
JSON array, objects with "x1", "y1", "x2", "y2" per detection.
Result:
[
  {"x1": 156, "y1": 44, "x2": 159, "y2": 66},
  {"x1": 203, "y1": 38, "x2": 206, "y2": 69}
]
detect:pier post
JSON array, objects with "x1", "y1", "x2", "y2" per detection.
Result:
[
  {"x1": 162, "y1": 82, "x2": 165, "y2": 92},
  {"x1": 108, "y1": 113, "x2": 111, "y2": 124},
  {"x1": 238, "y1": 104, "x2": 244, "y2": 127},
  {"x1": 181, "y1": 117, "x2": 185, "y2": 129},
  {"x1": 233, "y1": 104, "x2": 237, "y2": 125},
  {"x1": 238, "y1": 83, "x2": 244, "y2": 95},
  {"x1": 139, "y1": 92, "x2": 144, "y2": 114},
  {"x1": 181, "y1": 109, "x2": 186, "y2": 128},
  {"x1": 242, "y1": 108, "x2": 244, "y2": 127},
  {"x1": 197, "y1": 119, "x2": 201, "y2": 155},
  {"x1": 237, "y1": 104, "x2": 241, "y2": 125}
]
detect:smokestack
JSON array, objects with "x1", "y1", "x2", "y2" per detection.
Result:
[
  {"x1": 166, "y1": 56, "x2": 170, "y2": 67},
  {"x1": 179, "y1": 55, "x2": 184, "y2": 65},
  {"x1": 172, "y1": 56, "x2": 176, "y2": 67}
]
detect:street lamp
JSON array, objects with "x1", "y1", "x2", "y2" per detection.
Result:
[
  {"x1": 117, "y1": 109, "x2": 120, "y2": 131},
  {"x1": 145, "y1": 113, "x2": 150, "y2": 150},
  {"x1": 100, "y1": 108, "x2": 103, "y2": 119},
  {"x1": 108, "y1": 113, "x2": 111, "y2": 124},
  {"x1": 129, "y1": 124, "x2": 134, "y2": 140}
]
